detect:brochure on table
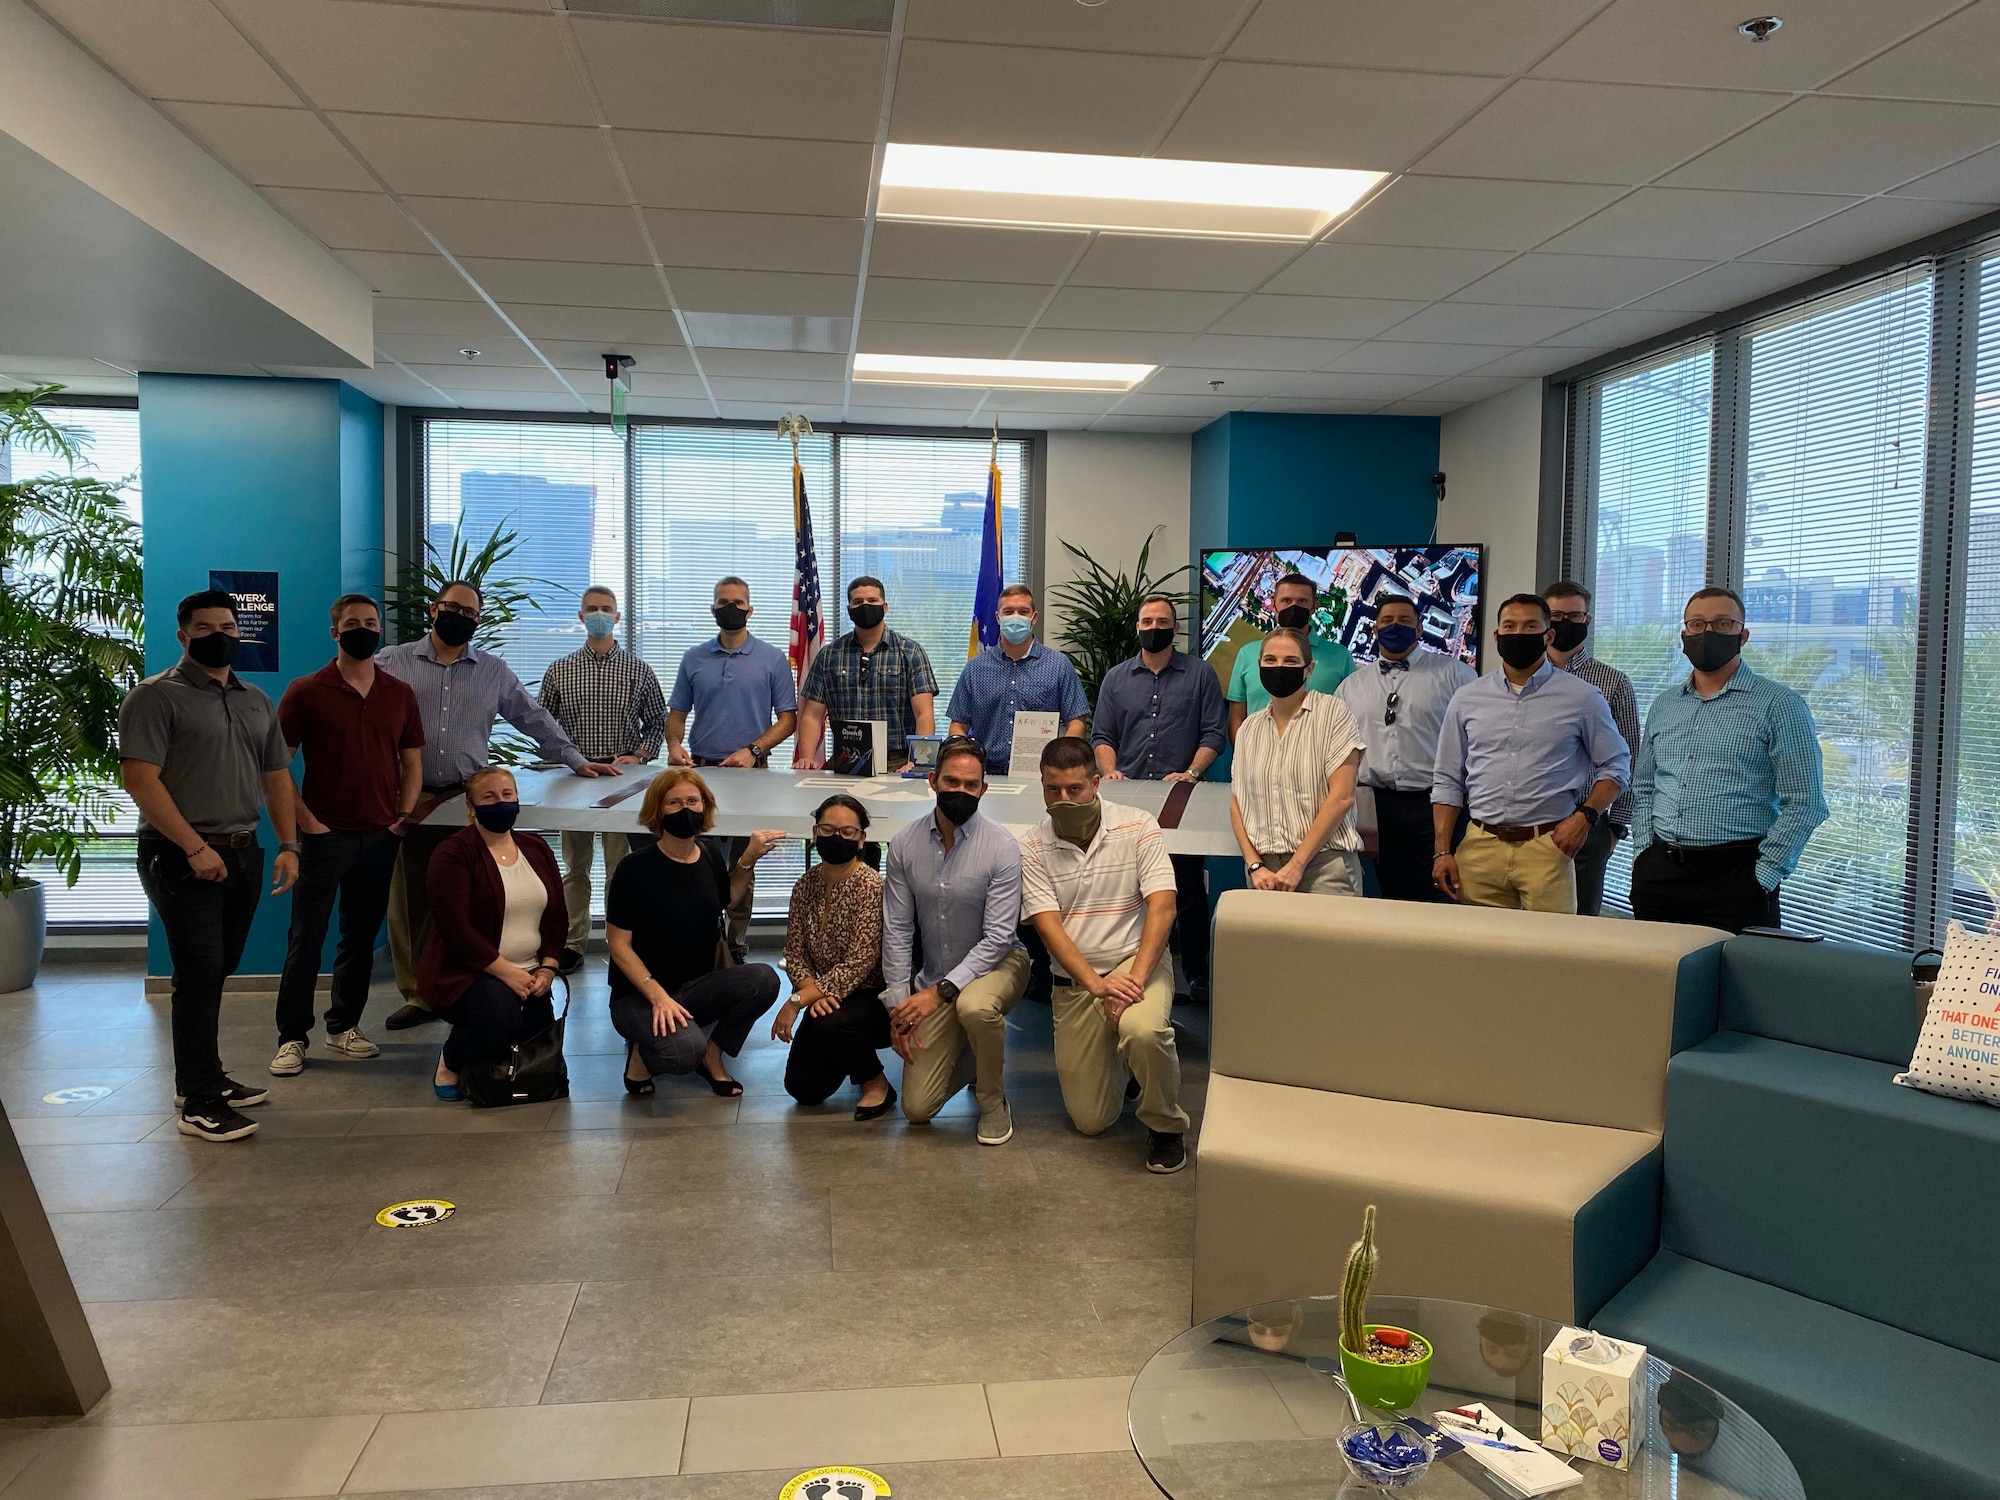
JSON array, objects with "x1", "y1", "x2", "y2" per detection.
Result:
[{"x1": 1007, "y1": 711, "x2": 1059, "y2": 779}]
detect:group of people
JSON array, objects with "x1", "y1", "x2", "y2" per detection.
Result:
[{"x1": 118, "y1": 563, "x2": 1827, "y2": 1152}]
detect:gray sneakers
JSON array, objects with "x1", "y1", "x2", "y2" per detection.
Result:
[
  {"x1": 976, "y1": 1099, "x2": 1014, "y2": 1146},
  {"x1": 323, "y1": 1028, "x2": 381, "y2": 1059},
  {"x1": 268, "y1": 1039, "x2": 307, "y2": 1076}
]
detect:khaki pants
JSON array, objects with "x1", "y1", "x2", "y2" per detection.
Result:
[
  {"x1": 1257, "y1": 847, "x2": 1362, "y2": 896},
  {"x1": 901, "y1": 949, "x2": 1032, "y2": 1123},
  {"x1": 1052, "y1": 952, "x2": 1189, "y2": 1137},
  {"x1": 1455, "y1": 824, "x2": 1577, "y2": 914},
  {"x1": 560, "y1": 830, "x2": 635, "y2": 952}
]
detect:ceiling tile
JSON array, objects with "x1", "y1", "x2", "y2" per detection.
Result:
[
  {"x1": 1068, "y1": 236, "x2": 1295, "y2": 294},
  {"x1": 333, "y1": 250, "x2": 473, "y2": 300},
  {"x1": 440, "y1": 388, "x2": 595, "y2": 414},
  {"x1": 1016, "y1": 329, "x2": 1192, "y2": 362},
  {"x1": 1330, "y1": 175, "x2": 1626, "y2": 250},
  {"x1": 1663, "y1": 97, "x2": 2000, "y2": 195},
  {"x1": 506, "y1": 304, "x2": 686, "y2": 345},
  {"x1": 1537, "y1": 186, "x2": 1859, "y2": 259},
  {"x1": 331, "y1": 115, "x2": 622, "y2": 205},
  {"x1": 641, "y1": 210, "x2": 865, "y2": 276},
  {"x1": 1452, "y1": 252, "x2": 1714, "y2": 307},
  {"x1": 372, "y1": 297, "x2": 512, "y2": 336},
  {"x1": 855, "y1": 321, "x2": 1020, "y2": 357},
  {"x1": 1538, "y1": 307, "x2": 1712, "y2": 346},
  {"x1": 1419, "y1": 81, "x2": 1778, "y2": 184},
  {"x1": 627, "y1": 396, "x2": 725, "y2": 420},
  {"x1": 1322, "y1": 341, "x2": 1519, "y2": 375},
  {"x1": 1739, "y1": 196, "x2": 1994, "y2": 264},
  {"x1": 458, "y1": 259, "x2": 666, "y2": 310},
  {"x1": 409, "y1": 198, "x2": 649, "y2": 266},
  {"x1": 263, "y1": 188, "x2": 430, "y2": 254},
  {"x1": 1265, "y1": 242, "x2": 1511, "y2": 300},
  {"x1": 617, "y1": 133, "x2": 873, "y2": 217},
  {"x1": 980, "y1": 390, "x2": 1121, "y2": 413},
  {"x1": 864, "y1": 223, "x2": 1087, "y2": 284},
  {"x1": 1041, "y1": 287, "x2": 1240, "y2": 333},
  {"x1": 717, "y1": 400, "x2": 844, "y2": 422},
  {"x1": 537, "y1": 340, "x2": 691, "y2": 372},
  {"x1": 903, "y1": 0, "x2": 1238, "y2": 54},
  {"x1": 1378, "y1": 399, "x2": 1465, "y2": 415},
  {"x1": 1170, "y1": 334, "x2": 1362, "y2": 370},
  {"x1": 891, "y1": 41, "x2": 1205, "y2": 155},
  {"x1": 1265, "y1": 371, "x2": 1435, "y2": 401},
  {"x1": 1891, "y1": 143, "x2": 2000, "y2": 203},
  {"x1": 848, "y1": 385, "x2": 997, "y2": 411},
  {"x1": 1161, "y1": 63, "x2": 1498, "y2": 171},
  {"x1": 377, "y1": 334, "x2": 542, "y2": 368},
  {"x1": 1378, "y1": 302, "x2": 1600, "y2": 342},
  {"x1": 1422, "y1": 374, "x2": 1534, "y2": 402},
  {"x1": 1825, "y1": 3, "x2": 2000, "y2": 103},
  {"x1": 1627, "y1": 259, "x2": 1833, "y2": 312},
  {"x1": 158, "y1": 103, "x2": 374, "y2": 191},
  {"x1": 36, "y1": 0, "x2": 295, "y2": 105},
  {"x1": 402, "y1": 361, "x2": 567, "y2": 393},
  {"x1": 1232, "y1": 0, "x2": 1601, "y2": 73},
  {"x1": 1209, "y1": 295, "x2": 1425, "y2": 339},
  {"x1": 1091, "y1": 415, "x2": 1209, "y2": 433},
  {"x1": 1534, "y1": 0, "x2": 1960, "y2": 90},
  {"x1": 1476, "y1": 345, "x2": 1604, "y2": 376},
  {"x1": 1251, "y1": 397, "x2": 1384, "y2": 414},
  {"x1": 226, "y1": 0, "x2": 593, "y2": 123},
  {"x1": 624, "y1": 373, "x2": 712, "y2": 400},
  {"x1": 667, "y1": 269, "x2": 857, "y2": 318},
  {"x1": 693, "y1": 349, "x2": 846, "y2": 381},
  {"x1": 709, "y1": 377, "x2": 846, "y2": 405},
  {"x1": 573, "y1": 18, "x2": 885, "y2": 139},
  {"x1": 1114, "y1": 394, "x2": 1241, "y2": 418},
  {"x1": 863, "y1": 278, "x2": 1048, "y2": 327},
  {"x1": 1140, "y1": 367, "x2": 1288, "y2": 398}
]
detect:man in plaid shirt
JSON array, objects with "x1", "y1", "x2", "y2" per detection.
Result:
[
  {"x1": 795, "y1": 575, "x2": 940, "y2": 770},
  {"x1": 539, "y1": 585, "x2": 667, "y2": 971}
]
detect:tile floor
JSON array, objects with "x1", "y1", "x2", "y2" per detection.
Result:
[{"x1": 0, "y1": 953, "x2": 1206, "y2": 1499}]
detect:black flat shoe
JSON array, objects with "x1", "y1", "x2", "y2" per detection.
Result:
[
  {"x1": 623, "y1": 1044, "x2": 654, "y2": 1097},
  {"x1": 699, "y1": 1062, "x2": 744, "y2": 1097},
  {"x1": 855, "y1": 1081, "x2": 898, "y2": 1122}
]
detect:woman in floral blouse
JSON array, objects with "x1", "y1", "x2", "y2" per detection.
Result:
[{"x1": 773, "y1": 794, "x2": 893, "y2": 1119}]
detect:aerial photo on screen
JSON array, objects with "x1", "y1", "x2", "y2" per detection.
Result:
[{"x1": 1198, "y1": 545, "x2": 1483, "y2": 687}]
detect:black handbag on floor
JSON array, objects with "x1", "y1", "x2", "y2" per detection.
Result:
[{"x1": 463, "y1": 980, "x2": 571, "y2": 1108}]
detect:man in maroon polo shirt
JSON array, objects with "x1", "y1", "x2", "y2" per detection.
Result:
[{"x1": 268, "y1": 593, "x2": 425, "y2": 1077}]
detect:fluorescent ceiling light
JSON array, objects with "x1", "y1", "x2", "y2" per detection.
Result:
[
  {"x1": 879, "y1": 144, "x2": 1386, "y2": 240},
  {"x1": 853, "y1": 353, "x2": 1154, "y2": 392}
]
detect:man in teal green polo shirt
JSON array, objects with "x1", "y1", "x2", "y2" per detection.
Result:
[{"x1": 1225, "y1": 570, "x2": 1357, "y2": 740}]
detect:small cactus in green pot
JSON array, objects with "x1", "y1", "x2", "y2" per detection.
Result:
[{"x1": 1337, "y1": 1204, "x2": 1433, "y2": 1410}]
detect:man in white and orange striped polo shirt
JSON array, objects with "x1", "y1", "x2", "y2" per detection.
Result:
[{"x1": 1019, "y1": 735, "x2": 1190, "y2": 1174}]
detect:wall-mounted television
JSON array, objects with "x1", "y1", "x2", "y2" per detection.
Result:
[{"x1": 1198, "y1": 545, "x2": 1483, "y2": 688}]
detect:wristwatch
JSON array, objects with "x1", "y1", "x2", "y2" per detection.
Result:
[
  {"x1": 936, "y1": 979, "x2": 960, "y2": 1004},
  {"x1": 278, "y1": 841, "x2": 303, "y2": 855},
  {"x1": 1576, "y1": 805, "x2": 1602, "y2": 827},
  {"x1": 1246, "y1": 861, "x2": 1264, "y2": 874},
  {"x1": 751, "y1": 745, "x2": 770, "y2": 766}
]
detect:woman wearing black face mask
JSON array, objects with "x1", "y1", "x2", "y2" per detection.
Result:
[
  {"x1": 1229, "y1": 629, "x2": 1366, "y2": 896},
  {"x1": 418, "y1": 767, "x2": 568, "y2": 1100},
  {"x1": 604, "y1": 770, "x2": 783, "y2": 1097},
  {"x1": 771, "y1": 795, "x2": 896, "y2": 1119}
]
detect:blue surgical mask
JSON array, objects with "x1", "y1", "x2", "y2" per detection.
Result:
[
  {"x1": 1376, "y1": 623, "x2": 1418, "y2": 655},
  {"x1": 999, "y1": 615, "x2": 1034, "y2": 645},
  {"x1": 583, "y1": 611, "x2": 616, "y2": 639}
]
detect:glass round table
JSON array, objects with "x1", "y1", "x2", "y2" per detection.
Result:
[{"x1": 1129, "y1": 1296, "x2": 1804, "y2": 1499}]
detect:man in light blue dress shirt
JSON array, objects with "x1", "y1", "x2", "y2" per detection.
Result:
[
  {"x1": 1431, "y1": 594, "x2": 1629, "y2": 914},
  {"x1": 1630, "y1": 587, "x2": 1828, "y2": 933}
]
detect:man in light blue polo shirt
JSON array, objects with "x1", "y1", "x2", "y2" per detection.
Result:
[
  {"x1": 666, "y1": 575, "x2": 799, "y2": 957},
  {"x1": 1226, "y1": 571, "x2": 1356, "y2": 742}
]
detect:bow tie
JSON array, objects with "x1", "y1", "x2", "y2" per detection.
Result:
[{"x1": 1379, "y1": 657, "x2": 1410, "y2": 673}]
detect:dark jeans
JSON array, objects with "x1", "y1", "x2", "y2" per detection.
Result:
[
  {"x1": 438, "y1": 973, "x2": 555, "y2": 1071},
  {"x1": 1629, "y1": 839, "x2": 1781, "y2": 935},
  {"x1": 274, "y1": 827, "x2": 401, "y2": 1042},
  {"x1": 390, "y1": 813, "x2": 458, "y2": 1004},
  {"x1": 609, "y1": 963, "x2": 781, "y2": 1077},
  {"x1": 785, "y1": 985, "x2": 890, "y2": 1103},
  {"x1": 1572, "y1": 818, "x2": 1625, "y2": 919},
  {"x1": 1169, "y1": 854, "x2": 1211, "y2": 996},
  {"x1": 136, "y1": 836, "x2": 264, "y2": 1102},
  {"x1": 1370, "y1": 787, "x2": 1461, "y2": 902}
]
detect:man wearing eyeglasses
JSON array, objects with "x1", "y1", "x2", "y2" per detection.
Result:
[
  {"x1": 376, "y1": 580, "x2": 617, "y2": 1028},
  {"x1": 1542, "y1": 581, "x2": 1640, "y2": 917},
  {"x1": 1629, "y1": 587, "x2": 1828, "y2": 934},
  {"x1": 1334, "y1": 594, "x2": 1474, "y2": 901}
]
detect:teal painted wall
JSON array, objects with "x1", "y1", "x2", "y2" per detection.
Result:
[{"x1": 138, "y1": 375, "x2": 384, "y2": 979}]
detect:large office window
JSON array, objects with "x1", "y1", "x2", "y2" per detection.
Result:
[
  {"x1": 6, "y1": 404, "x2": 144, "y2": 925},
  {"x1": 1953, "y1": 250, "x2": 2000, "y2": 931}
]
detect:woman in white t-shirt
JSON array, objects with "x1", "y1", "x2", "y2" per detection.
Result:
[{"x1": 1230, "y1": 627, "x2": 1366, "y2": 897}]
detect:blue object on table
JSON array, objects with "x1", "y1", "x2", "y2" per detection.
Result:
[{"x1": 1339, "y1": 1421, "x2": 1432, "y2": 1489}]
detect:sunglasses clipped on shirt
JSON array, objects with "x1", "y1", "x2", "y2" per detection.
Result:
[{"x1": 1384, "y1": 689, "x2": 1400, "y2": 726}]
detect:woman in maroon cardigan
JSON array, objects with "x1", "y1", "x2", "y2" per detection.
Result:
[{"x1": 419, "y1": 766, "x2": 568, "y2": 1100}]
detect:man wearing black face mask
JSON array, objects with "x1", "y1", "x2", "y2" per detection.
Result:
[
  {"x1": 1629, "y1": 587, "x2": 1827, "y2": 933},
  {"x1": 1543, "y1": 582, "x2": 1640, "y2": 918},
  {"x1": 1431, "y1": 594, "x2": 1629, "y2": 914},
  {"x1": 121, "y1": 590, "x2": 299, "y2": 1142},
  {"x1": 795, "y1": 576, "x2": 938, "y2": 772},
  {"x1": 265, "y1": 594, "x2": 425, "y2": 1078}
]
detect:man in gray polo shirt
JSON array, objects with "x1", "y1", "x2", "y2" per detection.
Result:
[{"x1": 121, "y1": 589, "x2": 300, "y2": 1143}]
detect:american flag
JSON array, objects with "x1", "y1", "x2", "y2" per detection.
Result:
[{"x1": 788, "y1": 457, "x2": 826, "y2": 686}]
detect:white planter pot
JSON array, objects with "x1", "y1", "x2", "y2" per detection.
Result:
[{"x1": 1, "y1": 880, "x2": 48, "y2": 994}]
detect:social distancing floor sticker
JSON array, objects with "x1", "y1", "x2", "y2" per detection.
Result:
[
  {"x1": 375, "y1": 1199, "x2": 455, "y2": 1228},
  {"x1": 778, "y1": 1467, "x2": 890, "y2": 1500}
]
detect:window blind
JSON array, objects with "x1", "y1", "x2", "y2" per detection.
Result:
[
  {"x1": 1951, "y1": 249, "x2": 2000, "y2": 933},
  {"x1": 1740, "y1": 270, "x2": 1932, "y2": 951}
]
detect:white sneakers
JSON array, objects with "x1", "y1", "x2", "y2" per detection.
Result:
[
  {"x1": 268, "y1": 1040, "x2": 307, "y2": 1076},
  {"x1": 268, "y1": 1030, "x2": 379, "y2": 1076}
]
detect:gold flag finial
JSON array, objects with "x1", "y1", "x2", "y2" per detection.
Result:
[{"x1": 776, "y1": 411, "x2": 813, "y2": 462}]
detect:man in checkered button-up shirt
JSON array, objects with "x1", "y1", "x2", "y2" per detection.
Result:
[{"x1": 538, "y1": 585, "x2": 667, "y2": 967}]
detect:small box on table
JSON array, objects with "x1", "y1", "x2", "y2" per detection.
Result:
[{"x1": 1541, "y1": 1328, "x2": 1646, "y2": 1469}]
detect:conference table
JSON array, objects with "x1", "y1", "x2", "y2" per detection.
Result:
[{"x1": 463, "y1": 764, "x2": 1246, "y2": 856}]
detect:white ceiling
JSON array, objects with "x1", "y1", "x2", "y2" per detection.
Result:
[{"x1": 8, "y1": 0, "x2": 2000, "y2": 429}]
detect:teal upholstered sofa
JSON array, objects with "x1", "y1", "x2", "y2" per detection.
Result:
[{"x1": 1594, "y1": 935, "x2": 2000, "y2": 1500}]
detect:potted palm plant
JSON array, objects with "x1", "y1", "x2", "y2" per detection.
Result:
[
  {"x1": 0, "y1": 388, "x2": 144, "y2": 991},
  {"x1": 1048, "y1": 526, "x2": 1192, "y2": 704}
]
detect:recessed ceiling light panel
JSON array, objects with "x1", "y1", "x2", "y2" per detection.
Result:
[
  {"x1": 879, "y1": 144, "x2": 1386, "y2": 240},
  {"x1": 853, "y1": 353, "x2": 1154, "y2": 392}
]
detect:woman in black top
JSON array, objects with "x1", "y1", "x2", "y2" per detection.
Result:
[{"x1": 605, "y1": 769, "x2": 784, "y2": 1096}]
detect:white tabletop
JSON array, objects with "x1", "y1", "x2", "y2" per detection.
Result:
[{"x1": 462, "y1": 765, "x2": 1240, "y2": 856}]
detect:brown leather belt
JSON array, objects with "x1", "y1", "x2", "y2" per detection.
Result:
[{"x1": 1472, "y1": 818, "x2": 1565, "y2": 843}]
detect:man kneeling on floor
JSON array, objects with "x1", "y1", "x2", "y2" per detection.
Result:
[{"x1": 1019, "y1": 735, "x2": 1190, "y2": 1174}]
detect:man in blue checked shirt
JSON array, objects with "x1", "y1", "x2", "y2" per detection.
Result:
[{"x1": 1630, "y1": 586, "x2": 1828, "y2": 934}]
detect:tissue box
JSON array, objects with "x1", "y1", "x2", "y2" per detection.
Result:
[{"x1": 1541, "y1": 1327, "x2": 1646, "y2": 1469}]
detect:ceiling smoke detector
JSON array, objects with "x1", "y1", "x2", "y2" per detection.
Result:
[{"x1": 1737, "y1": 15, "x2": 1782, "y2": 42}]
